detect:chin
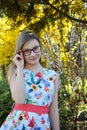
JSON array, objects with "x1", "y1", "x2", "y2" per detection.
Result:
[{"x1": 29, "y1": 59, "x2": 39, "y2": 65}]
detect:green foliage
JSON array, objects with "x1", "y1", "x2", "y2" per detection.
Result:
[
  {"x1": 40, "y1": 36, "x2": 87, "y2": 129},
  {"x1": 0, "y1": 0, "x2": 87, "y2": 24},
  {"x1": 0, "y1": 15, "x2": 27, "y2": 66},
  {"x1": 0, "y1": 77, "x2": 13, "y2": 125},
  {"x1": 59, "y1": 74, "x2": 87, "y2": 129},
  {"x1": 0, "y1": 1, "x2": 87, "y2": 129}
]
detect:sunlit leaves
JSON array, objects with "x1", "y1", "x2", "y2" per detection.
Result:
[
  {"x1": 0, "y1": 15, "x2": 27, "y2": 66},
  {"x1": 0, "y1": 2, "x2": 86, "y2": 78}
]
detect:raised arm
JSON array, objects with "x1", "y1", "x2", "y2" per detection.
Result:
[{"x1": 9, "y1": 51, "x2": 26, "y2": 104}]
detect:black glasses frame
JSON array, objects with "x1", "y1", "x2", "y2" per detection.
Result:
[{"x1": 22, "y1": 45, "x2": 40, "y2": 56}]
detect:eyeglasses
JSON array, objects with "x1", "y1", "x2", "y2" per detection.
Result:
[{"x1": 22, "y1": 45, "x2": 40, "y2": 56}]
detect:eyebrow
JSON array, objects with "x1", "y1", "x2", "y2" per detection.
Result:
[{"x1": 22, "y1": 45, "x2": 40, "y2": 51}]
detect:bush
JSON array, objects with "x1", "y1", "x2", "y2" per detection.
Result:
[
  {"x1": 59, "y1": 73, "x2": 87, "y2": 130},
  {"x1": 0, "y1": 79, "x2": 13, "y2": 126}
]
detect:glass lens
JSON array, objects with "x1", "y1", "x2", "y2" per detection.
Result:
[
  {"x1": 33, "y1": 46, "x2": 40, "y2": 53},
  {"x1": 23, "y1": 49, "x2": 31, "y2": 56}
]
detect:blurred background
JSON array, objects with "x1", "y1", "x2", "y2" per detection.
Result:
[{"x1": 0, "y1": 0, "x2": 87, "y2": 129}]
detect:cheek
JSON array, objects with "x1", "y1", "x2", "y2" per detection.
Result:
[
  {"x1": 37, "y1": 52, "x2": 41, "y2": 59},
  {"x1": 24, "y1": 56, "x2": 28, "y2": 62},
  {"x1": 38, "y1": 51, "x2": 41, "y2": 56}
]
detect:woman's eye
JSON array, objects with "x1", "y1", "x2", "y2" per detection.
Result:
[
  {"x1": 25, "y1": 50, "x2": 29, "y2": 52},
  {"x1": 33, "y1": 46, "x2": 39, "y2": 50},
  {"x1": 24, "y1": 49, "x2": 30, "y2": 54}
]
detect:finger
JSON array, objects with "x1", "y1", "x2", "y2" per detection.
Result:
[
  {"x1": 19, "y1": 50, "x2": 23, "y2": 57},
  {"x1": 13, "y1": 54, "x2": 21, "y2": 61}
]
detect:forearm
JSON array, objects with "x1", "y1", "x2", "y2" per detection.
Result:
[
  {"x1": 49, "y1": 108, "x2": 60, "y2": 130},
  {"x1": 11, "y1": 68, "x2": 26, "y2": 104}
]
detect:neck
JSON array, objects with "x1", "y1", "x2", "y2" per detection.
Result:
[{"x1": 24, "y1": 63, "x2": 43, "y2": 72}]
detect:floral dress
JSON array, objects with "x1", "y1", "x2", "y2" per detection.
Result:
[{"x1": 0, "y1": 68, "x2": 57, "y2": 130}]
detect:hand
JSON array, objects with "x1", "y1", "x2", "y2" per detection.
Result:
[{"x1": 13, "y1": 50, "x2": 24, "y2": 69}]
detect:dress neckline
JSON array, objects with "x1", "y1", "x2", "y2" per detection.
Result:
[{"x1": 24, "y1": 67, "x2": 46, "y2": 75}]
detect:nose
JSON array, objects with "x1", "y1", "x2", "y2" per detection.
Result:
[{"x1": 30, "y1": 50, "x2": 36, "y2": 56}]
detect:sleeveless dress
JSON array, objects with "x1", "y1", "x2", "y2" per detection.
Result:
[{"x1": 0, "y1": 68, "x2": 57, "y2": 130}]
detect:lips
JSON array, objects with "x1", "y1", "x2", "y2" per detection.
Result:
[
  {"x1": 29, "y1": 55, "x2": 39, "y2": 60},
  {"x1": 29, "y1": 57, "x2": 37, "y2": 60}
]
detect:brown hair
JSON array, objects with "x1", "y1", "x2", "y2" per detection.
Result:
[{"x1": 7, "y1": 30, "x2": 40, "y2": 84}]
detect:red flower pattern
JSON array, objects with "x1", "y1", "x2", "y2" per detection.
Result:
[
  {"x1": 36, "y1": 72, "x2": 43, "y2": 78},
  {"x1": 28, "y1": 117, "x2": 35, "y2": 127},
  {"x1": 24, "y1": 112, "x2": 29, "y2": 120},
  {"x1": 46, "y1": 128, "x2": 50, "y2": 130},
  {"x1": 12, "y1": 119, "x2": 17, "y2": 127},
  {"x1": 44, "y1": 86, "x2": 49, "y2": 92},
  {"x1": 41, "y1": 119, "x2": 45, "y2": 124}
]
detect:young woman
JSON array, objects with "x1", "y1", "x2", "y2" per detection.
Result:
[{"x1": 0, "y1": 30, "x2": 60, "y2": 130}]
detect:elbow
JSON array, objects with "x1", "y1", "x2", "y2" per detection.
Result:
[
  {"x1": 12, "y1": 94, "x2": 25, "y2": 104},
  {"x1": 15, "y1": 100, "x2": 25, "y2": 104}
]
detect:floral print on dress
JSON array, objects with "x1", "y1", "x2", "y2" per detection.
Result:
[
  {"x1": 26, "y1": 73, "x2": 42, "y2": 93},
  {"x1": 0, "y1": 68, "x2": 57, "y2": 130}
]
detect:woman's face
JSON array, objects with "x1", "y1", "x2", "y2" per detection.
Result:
[{"x1": 22, "y1": 39, "x2": 41, "y2": 66}]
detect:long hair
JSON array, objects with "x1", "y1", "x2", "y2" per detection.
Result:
[{"x1": 7, "y1": 30, "x2": 40, "y2": 84}]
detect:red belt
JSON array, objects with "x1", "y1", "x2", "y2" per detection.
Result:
[{"x1": 14, "y1": 104, "x2": 49, "y2": 115}]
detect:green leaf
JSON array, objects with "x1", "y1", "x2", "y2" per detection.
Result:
[
  {"x1": 36, "y1": 79, "x2": 42, "y2": 84},
  {"x1": 22, "y1": 124, "x2": 26, "y2": 130},
  {"x1": 29, "y1": 89, "x2": 33, "y2": 93},
  {"x1": 38, "y1": 85, "x2": 42, "y2": 88},
  {"x1": 31, "y1": 74, "x2": 35, "y2": 84},
  {"x1": 10, "y1": 126, "x2": 15, "y2": 130},
  {"x1": 26, "y1": 82, "x2": 32, "y2": 86}
]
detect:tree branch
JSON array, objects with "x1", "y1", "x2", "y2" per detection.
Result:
[{"x1": 47, "y1": 2, "x2": 87, "y2": 24}]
